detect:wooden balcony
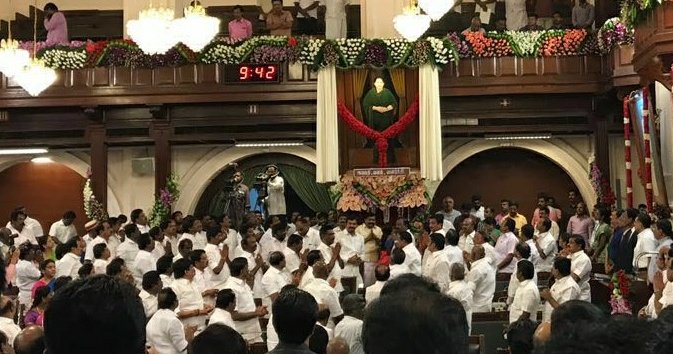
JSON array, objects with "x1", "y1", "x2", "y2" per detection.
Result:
[{"x1": 633, "y1": 1, "x2": 673, "y2": 83}]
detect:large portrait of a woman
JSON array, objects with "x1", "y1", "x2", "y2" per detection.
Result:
[{"x1": 362, "y1": 76, "x2": 401, "y2": 163}]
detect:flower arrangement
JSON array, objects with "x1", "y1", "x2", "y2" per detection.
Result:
[
  {"x1": 39, "y1": 47, "x2": 88, "y2": 69},
  {"x1": 82, "y1": 177, "x2": 108, "y2": 222},
  {"x1": 608, "y1": 270, "x2": 632, "y2": 314},
  {"x1": 590, "y1": 160, "x2": 616, "y2": 206},
  {"x1": 335, "y1": 172, "x2": 428, "y2": 211},
  {"x1": 620, "y1": 0, "x2": 660, "y2": 27},
  {"x1": 148, "y1": 174, "x2": 181, "y2": 227},
  {"x1": 597, "y1": 18, "x2": 634, "y2": 53}
]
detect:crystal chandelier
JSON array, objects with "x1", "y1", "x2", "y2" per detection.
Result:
[
  {"x1": 0, "y1": 0, "x2": 30, "y2": 78},
  {"x1": 393, "y1": 3, "x2": 431, "y2": 42},
  {"x1": 418, "y1": 0, "x2": 455, "y2": 21},
  {"x1": 172, "y1": 5, "x2": 220, "y2": 52},
  {"x1": 127, "y1": 6, "x2": 178, "y2": 55},
  {"x1": 15, "y1": 58, "x2": 57, "y2": 96},
  {"x1": 15, "y1": 0, "x2": 57, "y2": 96}
]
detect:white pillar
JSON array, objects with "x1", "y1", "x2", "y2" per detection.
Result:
[{"x1": 360, "y1": 0, "x2": 405, "y2": 38}]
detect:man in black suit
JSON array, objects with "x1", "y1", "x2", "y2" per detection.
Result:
[{"x1": 615, "y1": 208, "x2": 639, "y2": 274}]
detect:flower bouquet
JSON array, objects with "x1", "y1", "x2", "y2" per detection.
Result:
[
  {"x1": 608, "y1": 270, "x2": 632, "y2": 314},
  {"x1": 148, "y1": 174, "x2": 181, "y2": 227},
  {"x1": 82, "y1": 177, "x2": 108, "y2": 221}
]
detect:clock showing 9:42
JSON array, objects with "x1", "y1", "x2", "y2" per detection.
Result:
[{"x1": 224, "y1": 63, "x2": 281, "y2": 84}]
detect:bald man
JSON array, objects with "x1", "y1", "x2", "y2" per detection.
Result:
[
  {"x1": 447, "y1": 263, "x2": 473, "y2": 333},
  {"x1": 14, "y1": 325, "x2": 45, "y2": 354},
  {"x1": 304, "y1": 261, "x2": 344, "y2": 325},
  {"x1": 327, "y1": 337, "x2": 350, "y2": 354}
]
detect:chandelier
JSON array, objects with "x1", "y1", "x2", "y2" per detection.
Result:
[
  {"x1": 0, "y1": 0, "x2": 30, "y2": 78},
  {"x1": 127, "y1": 6, "x2": 178, "y2": 55},
  {"x1": 15, "y1": 0, "x2": 56, "y2": 96},
  {"x1": 393, "y1": 3, "x2": 431, "y2": 42},
  {"x1": 172, "y1": 5, "x2": 220, "y2": 52},
  {"x1": 418, "y1": 0, "x2": 455, "y2": 21}
]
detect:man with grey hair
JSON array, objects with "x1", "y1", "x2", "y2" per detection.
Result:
[
  {"x1": 334, "y1": 295, "x2": 365, "y2": 354},
  {"x1": 447, "y1": 263, "x2": 473, "y2": 334}
]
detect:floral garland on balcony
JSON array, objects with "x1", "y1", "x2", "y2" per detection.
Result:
[
  {"x1": 608, "y1": 270, "x2": 631, "y2": 315},
  {"x1": 332, "y1": 173, "x2": 429, "y2": 212},
  {"x1": 26, "y1": 27, "x2": 634, "y2": 71},
  {"x1": 590, "y1": 160, "x2": 616, "y2": 206},
  {"x1": 620, "y1": 0, "x2": 661, "y2": 27}
]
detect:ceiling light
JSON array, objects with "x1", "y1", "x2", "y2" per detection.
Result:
[
  {"x1": 0, "y1": 39, "x2": 30, "y2": 79},
  {"x1": 393, "y1": 3, "x2": 431, "y2": 41},
  {"x1": 15, "y1": 58, "x2": 57, "y2": 96},
  {"x1": 418, "y1": 0, "x2": 455, "y2": 21},
  {"x1": 235, "y1": 142, "x2": 304, "y2": 148},
  {"x1": 0, "y1": 148, "x2": 48, "y2": 155},
  {"x1": 127, "y1": 6, "x2": 178, "y2": 55},
  {"x1": 30, "y1": 157, "x2": 53, "y2": 163},
  {"x1": 485, "y1": 134, "x2": 552, "y2": 140},
  {"x1": 172, "y1": 5, "x2": 220, "y2": 52}
]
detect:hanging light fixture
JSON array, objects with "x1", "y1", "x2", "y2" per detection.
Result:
[
  {"x1": 172, "y1": 4, "x2": 220, "y2": 52},
  {"x1": 15, "y1": 1, "x2": 56, "y2": 96},
  {"x1": 126, "y1": 0, "x2": 178, "y2": 55},
  {"x1": 393, "y1": 1, "x2": 431, "y2": 42},
  {"x1": 418, "y1": 0, "x2": 455, "y2": 21},
  {"x1": 0, "y1": 0, "x2": 30, "y2": 78}
]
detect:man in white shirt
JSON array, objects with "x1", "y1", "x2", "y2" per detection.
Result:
[
  {"x1": 445, "y1": 230, "x2": 465, "y2": 268},
  {"x1": 337, "y1": 217, "x2": 364, "y2": 287},
  {"x1": 325, "y1": 0, "x2": 348, "y2": 38},
  {"x1": 283, "y1": 234, "x2": 304, "y2": 276},
  {"x1": 389, "y1": 248, "x2": 411, "y2": 280},
  {"x1": 223, "y1": 257, "x2": 268, "y2": 343},
  {"x1": 508, "y1": 259, "x2": 540, "y2": 324},
  {"x1": 318, "y1": 224, "x2": 344, "y2": 293},
  {"x1": 507, "y1": 242, "x2": 538, "y2": 305},
  {"x1": 423, "y1": 233, "x2": 452, "y2": 292},
  {"x1": 470, "y1": 195, "x2": 485, "y2": 220},
  {"x1": 0, "y1": 296, "x2": 21, "y2": 347},
  {"x1": 536, "y1": 208, "x2": 560, "y2": 240},
  {"x1": 140, "y1": 271, "x2": 163, "y2": 319},
  {"x1": 146, "y1": 288, "x2": 195, "y2": 354},
  {"x1": 93, "y1": 243, "x2": 110, "y2": 275},
  {"x1": 131, "y1": 208, "x2": 151, "y2": 235},
  {"x1": 133, "y1": 233, "x2": 157, "y2": 288},
  {"x1": 540, "y1": 257, "x2": 580, "y2": 322},
  {"x1": 459, "y1": 218, "x2": 477, "y2": 254},
  {"x1": 334, "y1": 294, "x2": 365, "y2": 354},
  {"x1": 117, "y1": 224, "x2": 141, "y2": 270},
  {"x1": 85, "y1": 220, "x2": 113, "y2": 261},
  {"x1": 365, "y1": 265, "x2": 389, "y2": 305},
  {"x1": 259, "y1": 223, "x2": 288, "y2": 263},
  {"x1": 396, "y1": 231, "x2": 421, "y2": 276},
  {"x1": 7, "y1": 207, "x2": 43, "y2": 239},
  {"x1": 437, "y1": 196, "x2": 461, "y2": 226},
  {"x1": 533, "y1": 218, "x2": 558, "y2": 273},
  {"x1": 16, "y1": 246, "x2": 41, "y2": 307},
  {"x1": 162, "y1": 219, "x2": 179, "y2": 259},
  {"x1": 48, "y1": 211, "x2": 77, "y2": 244},
  {"x1": 568, "y1": 235, "x2": 592, "y2": 302},
  {"x1": 170, "y1": 258, "x2": 214, "y2": 329},
  {"x1": 446, "y1": 263, "x2": 473, "y2": 333},
  {"x1": 261, "y1": 251, "x2": 291, "y2": 307},
  {"x1": 178, "y1": 217, "x2": 203, "y2": 251},
  {"x1": 495, "y1": 218, "x2": 518, "y2": 273},
  {"x1": 649, "y1": 219, "x2": 673, "y2": 284},
  {"x1": 55, "y1": 236, "x2": 83, "y2": 278},
  {"x1": 633, "y1": 213, "x2": 658, "y2": 272},
  {"x1": 303, "y1": 261, "x2": 344, "y2": 325},
  {"x1": 473, "y1": 231, "x2": 496, "y2": 268},
  {"x1": 238, "y1": 228, "x2": 265, "y2": 299},
  {"x1": 204, "y1": 226, "x2": 230, "y2": 290},
  {"x1": 296, "y1": 216, "x2": 322, "y2": 252},
  {"x1": 209, "y1": 289, "x2": 236, "y2": 329},
  {"x1": 7, "y1": 210, "x2": 37, "y2": 246},
  {"x1": 467, "y1": 245, "x2": 495, "y2": 313}
]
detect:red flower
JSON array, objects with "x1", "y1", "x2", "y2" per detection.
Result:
[{"x1": 288, "y1": 37, "x2": 298, "y2": 47}]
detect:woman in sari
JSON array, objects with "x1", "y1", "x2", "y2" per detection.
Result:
[
  {"x1": 362, "y1": 77, "x2": 399, "y2": 163},
  {"x1": 24, "y1": 285, "x2": 52, "y2": 326},
  {"x1": 31, "y1": 259, "x2": 56, "y2": 299}
]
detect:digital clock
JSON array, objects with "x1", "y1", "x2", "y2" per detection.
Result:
[{"x1": 224, "y1": 64, "x2": 281, "y2": 84}]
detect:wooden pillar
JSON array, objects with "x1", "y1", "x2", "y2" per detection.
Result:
[
  {"x1": 87, "y1": 125, "x2": 108, "y2": 208},
  {"x1": 151, "y1": 122, "x2": 172, "y2": 196},
  {"x1": 593, "y1": 114, "x2": 610, "y2": 176}
]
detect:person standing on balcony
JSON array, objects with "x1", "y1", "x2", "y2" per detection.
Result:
[
  {"x1": 505, "y1": 0, "x2": 527, "y2": 30},
  {"x1": 325, "y1": 0, "x2": 348, "y2": 39},
  {"x1": 572, "y1": 0, "x2": 594, "y2": 29},
  {"x1": 266, "y1": 0, "x2": 294, "y2": 36},
  {"x1": 43, "y1": 3, "x2": 68, "y2": 45},
  {"x1": 228, "y1": 5, "x2": 253, "y2": 40},
  {"x1": 294, "y1": 0, "x2": 320, "y2": 36}
]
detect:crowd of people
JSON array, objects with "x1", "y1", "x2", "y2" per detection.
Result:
[{"x1": 0, "y1": 188, "x2": 671, "y2": 353}]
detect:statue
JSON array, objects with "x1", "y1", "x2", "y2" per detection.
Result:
[
  {"x1": 264, "y1": 165, "x2": 287, "y2": 220},
  {"x1": 362, "y1": 77, "x2": 400, "y2": 163}
]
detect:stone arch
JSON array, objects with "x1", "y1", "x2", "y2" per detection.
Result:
[
  {"x1": 175, "y1": 146, "x2": 317, "y2": 213},
  {"x1": 0, "y1": 152, "x2": 123, "y2": 216},
  {"x1": 441, "y1": 139, "x2": 596, "y2": 210}
]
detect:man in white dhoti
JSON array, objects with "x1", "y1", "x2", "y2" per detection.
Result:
[
  {"x1": 325, "y1": 0, "x2": 349, "y2": 39},
  {"x1": 265, "y1": 165, "x2": 286, "y2": 220}
]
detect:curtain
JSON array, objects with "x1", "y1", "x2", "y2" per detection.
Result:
[
  {"x1": 351, "y1": 68, "x2": 369, "y2": 119},
  {"x1": 419, "y1": 64, "x2": 443, "y2": 181},
  {"x1": 317, "y1": 66, "x2": 340, "y2": 183},
  {"x1": 655, "y1": 82, "x2": 672, "y2": 205},
  {"x1": 389, "y1": 68, "x2": 407, "y2": 115},
  {"x1": 278, "y1": 164, "x2": 332, "y2": 212}
]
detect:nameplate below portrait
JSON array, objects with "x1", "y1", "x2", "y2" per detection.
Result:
[{"x1": 353, "y1": 167, "x2": 410, "y2": 177}]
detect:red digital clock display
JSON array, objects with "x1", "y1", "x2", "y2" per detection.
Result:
[{"x1": 225, "y1": 64, "x2": 281, "y2": 83}]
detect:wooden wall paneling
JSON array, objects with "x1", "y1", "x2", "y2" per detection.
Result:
[
  {"x1": 151, "y1": 122, "x2": 172, "y2": 195},
  {"x1": 478, "y1": 57, "x2": 497, "y2": 77},
  {"x1": 542, "y1": 57, "x2": 560, "y2": 76},
  {"x1": 155, "y1": 67, "x2": 177, "y2": 86},
  {"x1": 499, "y1": 57, "x2": 518, "y2": 77},
  {"x1": 520, "y1": 58, "x2": 540, "y2": 76},
  {"x1": 87, "y1": 125, "x2": 108, "y2": 207}
]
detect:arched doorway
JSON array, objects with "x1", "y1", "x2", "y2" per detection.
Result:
[
  {"x1": 0, "y1": 161, "x2": 88, "y2": 234},
  {"x1": 194, "y1": 153, "x2": 332, "y2": 219},
  {"x1": 432, "y1": 148, "x2": 579, "y2": 220}
]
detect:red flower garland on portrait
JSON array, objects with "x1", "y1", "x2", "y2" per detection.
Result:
[{"x1": 337, "y1": 97, "x2": 420, "y2": 167}]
